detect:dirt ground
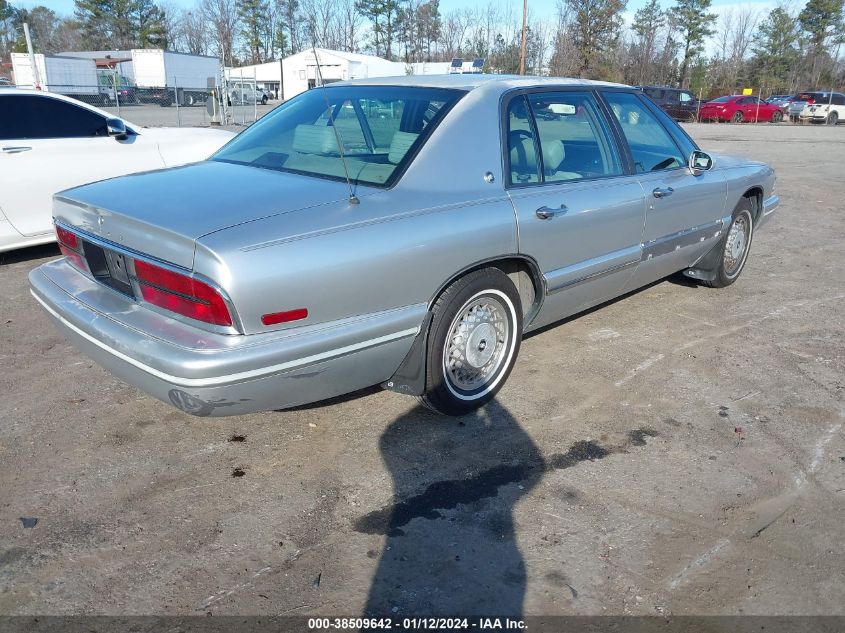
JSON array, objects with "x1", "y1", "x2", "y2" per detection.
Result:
[{"x1": 0, "y1": 122, "x2": 843, "y2": 622}]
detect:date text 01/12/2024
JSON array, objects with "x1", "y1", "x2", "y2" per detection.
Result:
[{"x1": 307, "y1": 617, "x2": 527, "y2": 630}]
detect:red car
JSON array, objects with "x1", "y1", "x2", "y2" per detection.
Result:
[{"x1": 699, "y1": 95, "x2": 784, "y2": 123}]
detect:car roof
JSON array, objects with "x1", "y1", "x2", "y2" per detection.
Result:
[{"x1": 331, "y1": 74, "x2": 630, "y2": 93}]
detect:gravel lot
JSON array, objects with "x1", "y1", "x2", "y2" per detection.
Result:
[{"x1": 0, "y1": 123, "x2": 843, "y2": 622}]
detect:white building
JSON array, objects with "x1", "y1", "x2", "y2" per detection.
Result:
[{"x1": 226, "y1": 49, "x2": 457, "y2": 101}]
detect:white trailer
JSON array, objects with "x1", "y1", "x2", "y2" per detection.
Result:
[
  {"x1": 130, "y1": 49, "x2": 220, "y2": 106},
  {"x1": 10, "y1": 53, "x2": 105, "y2": 103}
]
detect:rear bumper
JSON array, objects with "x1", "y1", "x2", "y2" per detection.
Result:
[{"x1": 30, "y1": 259, "x2": 423, "y2": 416}]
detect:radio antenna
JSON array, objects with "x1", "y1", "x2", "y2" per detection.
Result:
[{"x1": 312, "y1": 45, "x2": 359, "y2": 205}]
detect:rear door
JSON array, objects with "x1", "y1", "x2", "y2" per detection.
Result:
[
  {"x1": 600, "y1": 90, "x2": 727, "y2": 285},
  {"x1": 506, "y1": 89, "x2": 646, "y2": 328},
  {"x1": 0, "y1": 94, "x2": 164, "y2": 237}
]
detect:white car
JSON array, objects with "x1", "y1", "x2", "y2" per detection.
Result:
[
  {"x1": 0, "y1": 89, "x2": 235, "y2": 253},
  {"x1": 790, "y1": 91, "x2": 845, "y2": 124}
]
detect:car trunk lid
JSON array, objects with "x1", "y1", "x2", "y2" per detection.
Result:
[{"x1": 54, "y1": 160, "x2": 359, "y2": 269}]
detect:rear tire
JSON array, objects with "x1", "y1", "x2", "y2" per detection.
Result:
[
  {"x1": 419, "y1": 268, "x2": 522, "y2": 416},
  {"x1": 703, "y1": 200, "x2": 754, "y2": 288}
]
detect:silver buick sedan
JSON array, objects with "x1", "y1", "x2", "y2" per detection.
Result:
[{"x1": 30, "y1": 75, "x2": 778, "y2": 417}]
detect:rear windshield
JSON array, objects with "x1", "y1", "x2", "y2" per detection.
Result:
[
  {"x1": 796, "y1": 93, "x2": 827, "y2": 101},
  {"x1": 213, "y1": 86, "x2": 463, "y2": 187},
  {"x1": 709, "y1": 96, "x2": 733, "y2": 103}
]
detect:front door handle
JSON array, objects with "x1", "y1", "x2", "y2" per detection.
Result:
[
  {"x1": 536, "y1": 204, "x2": 568, "y2": 219},
  {"x1": 652, "y1": 186, "x2": 674, "y2": 199},
  {"x1": 1, "y1": 146, "x2": 32, "y2": 154}
]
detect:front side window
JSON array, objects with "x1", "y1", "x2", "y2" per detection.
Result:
[
  {"x1": 213, "y1": 86, "x2": 461, "y2": 187},
  {"x1": 527, "y1": 92, "x2": 622, "y2": 182},
  {"x1": 603, "y1": 91, "x2": 686, "y2": 173},
  {"x1": 0, "y1": 95, "x2": 107, "y2": 140}
]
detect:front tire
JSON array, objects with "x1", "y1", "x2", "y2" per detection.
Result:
[
  {"x1": 772, "y1": 110, "x2": 783, "y2": 123},
  {"x1": 827, "y1": 112, "x2": 838, "y2": 125},
  {"x1": 731, "y1": 111, "x2": 743, "y2": 123},
  {"x1": 420, "y1": 268, "x2": 522, "y2": 416},
  {"x1": 704, "y1": 202, "x2": 754, "y2": 288}
]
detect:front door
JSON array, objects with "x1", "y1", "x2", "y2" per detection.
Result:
[
  {"x1": 505, "y1": 90, "x2": 646, "y2": 330},
  {"x1": 600, "y1": 91, "x2": 727, "y2": 286}
]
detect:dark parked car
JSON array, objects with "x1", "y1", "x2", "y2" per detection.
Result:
[{"x1": 639, "y1": 86, "x2": 700, "y2": 121}]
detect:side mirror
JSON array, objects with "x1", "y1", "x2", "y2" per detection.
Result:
[
  {"x1": 689, "y1": 150, "x2": 713, "y2": 174},
  {"x1": 106, "y1": 117, "x2": 127, "y2": 140}
]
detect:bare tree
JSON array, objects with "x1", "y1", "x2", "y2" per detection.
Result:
[{"x1": 202, "y1": 0, "x2": 238, "y2": 64}]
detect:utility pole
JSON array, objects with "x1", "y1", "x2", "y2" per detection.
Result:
[
  {"x1": 23, "y1": 23, "x2": 41, "y2": 89},
  {"x1": 519, "y1": 0, "x2": 528, "y2": 74}
]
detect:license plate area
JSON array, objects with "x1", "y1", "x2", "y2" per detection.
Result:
[{"x1": 80, "y1": 240, "x2": 134, "y2": 297}]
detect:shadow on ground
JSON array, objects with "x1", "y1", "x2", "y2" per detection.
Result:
[{"x1": 355, "y1": 401, "x2": 544, "y2": 617}]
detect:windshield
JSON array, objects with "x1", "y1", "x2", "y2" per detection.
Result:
[{"x1": 213, "y1": 85, "x2": 463, "y2": 187}]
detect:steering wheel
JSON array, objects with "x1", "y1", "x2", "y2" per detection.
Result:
[{"x1": 651, "y1": 157, "x2": 678, "y2": 171}]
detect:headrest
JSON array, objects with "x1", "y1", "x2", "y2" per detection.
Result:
[
  {"x1": 388, "y1": 131, "x2": 419, "y2": 164},
  {"x1": 293, "y1": 124, "x2": 338, "y2": 155},
  {"x1": 543, "y1": 139, "x2": 565, "y2": 172}
]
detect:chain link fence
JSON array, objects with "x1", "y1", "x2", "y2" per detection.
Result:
[{"x1": 12, "y1": 78, "x2": 278, "y2": 129}]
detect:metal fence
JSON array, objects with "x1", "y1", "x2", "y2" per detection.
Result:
[{"x1": 12, "y1": 78, "x2": 278, "y2": 129}]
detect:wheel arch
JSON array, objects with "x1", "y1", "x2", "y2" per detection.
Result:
[
  {"x1": 427, "y1": 255, "x2": 545, "y2": 329},
  {"x1": 741, "y1": 186, "x2": 763, "y2": 222},
  {"x1": 383, "y1": 255, "x2": 545, "y2": 398}
]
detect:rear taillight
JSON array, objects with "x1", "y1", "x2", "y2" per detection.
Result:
[
  {"x1": 55, "y1": 225, "x2": 89, "y2": 273},
  {"x1": 133, "y1": 259, "x2": 233, "y2": 327}
]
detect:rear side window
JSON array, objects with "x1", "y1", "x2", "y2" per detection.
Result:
[
  {"x1": 506, "y1": 96, "x2": 539, "y2": 185},
  {"x1": 0, "y1": 95, "x2": 108, "y2": 140},
  {"x1": 644, "y1": 88, "x2": 664, "y2": 100},
  {"x1": 680, "y1": 92, "x2": 694, "y2": 103},
  {"x1": 602, "y1": 91, "x2": 686, "y2": 173}
]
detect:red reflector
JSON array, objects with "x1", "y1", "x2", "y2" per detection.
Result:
[
  {"x1": 134, "y1": 259, "x2": 233, "y2": 327},
  {"x1": 261, "y1": 308, "x2": 308, "y2": 326},
  {"x1": 59, "y1": 243, "x2": 89, "y2": 273},
  {"x1": 55, "y1": 225, "x2": 80, "y2": 250}
]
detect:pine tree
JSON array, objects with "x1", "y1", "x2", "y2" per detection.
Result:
[
  {"x1": 237, "y1": 0, "x2": 268, "y2": 63},
  {"x1": 798, "y1": 0, "x2": 845, "y2": 86},
  {"x1": 752, "y1": 6, "x2": 800, "y2": 90},
  {"x1": 668, "y1": 0, "x2": 717, "y2": 88},
  {"x1": 565, "y1": 0, "x2": 627, "y2": 78}
]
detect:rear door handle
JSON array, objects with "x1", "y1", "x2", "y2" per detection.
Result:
[
  {"x1": 536, "y1": 204, "x2": 568, "y2": 219},
  {"x1": 652, "y1": 187, "x2": 674, "y2": 199},
  {"x1": 1, "y1": 146, "x2": 32, "y2": 154}
]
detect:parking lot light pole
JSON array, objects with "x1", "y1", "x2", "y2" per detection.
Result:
[{"x1": 23, "y1": 23, "x2": 41, "y2": 89}]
